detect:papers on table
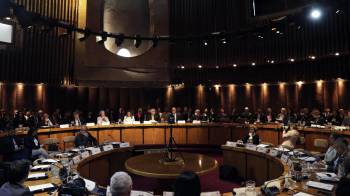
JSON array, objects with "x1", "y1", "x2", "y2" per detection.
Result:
[
  {"x1": 59, "y1": 124, "x2": 70, "y2": 128},
  {"x1": 316, "y1": 172, "x2": 340, "y2": 182},
  {"x1": 200, "y1": 191, "x2": 221, "y2": 196},
  {"x1": 31, "y1": 165, "x2": 51, "y2": 171},
  {"x1": 297, "y1": 156, "x2": 317, "y2": 162},
  {"x1": 293, "y1": 192, "x2": 314, "y2": 196},
  {"x1": 192, "y1": 120, "x2": 201, "y2": 124},
  {"x1": 130, "y1": 190, "x2": 153, "y2": 196},
  {"x1": 306, "y1": 181, "x2": 334, "y2": 191},
  {"x1": 257, "y1": 144, "x2": 270, "y2": 148},
  {"x1": 86, "y1": 122, "x2": 95, "y2": 127},
  {"x1": 27, "y1": 172, "x2": 47, "y2": 180},
  {"x1": 120, "y1": 142, "x2": 130, "y2": 148},
  {"x1": 83, "y1": 178, "x2": 96, "y2": 192},
  {"x1": 103, "y1": 144, "x2": 114, "y2": 151},
  {"x1": 225, "y1": 141, "x2": 236, "y2": 147},
  {"x1": 274, "y1": 147, "x2": 290, "y2": 152},
  {"x1": 41, "y1": 159, "x2": 59, "y2": 164},
  {"x1": 28, "y1": 183, "x2": 55, "y2": 193},
  {"x1": 56, "y1": 152, "x2": 73, "y2": 157},
  {"x1": 177, "y1": 120, "x2": 186, "y2": 124}
]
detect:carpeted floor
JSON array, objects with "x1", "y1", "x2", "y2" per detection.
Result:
[{"x1": 131, "y1": 153, "x2": 241, "y2": 194}]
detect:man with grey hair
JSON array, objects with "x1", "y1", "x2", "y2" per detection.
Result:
[{"x1": 110, "y1": 171, "x2": 132, "y2": 196}]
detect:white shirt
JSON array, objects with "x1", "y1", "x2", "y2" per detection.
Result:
[
  {"x1": 324, "y1": 146, "x2": 337, "y2": 163},
  {"x1": 123, "y1": 116, "x2": 135, "y2": 124},
  {"x1": 97, "y1": 116, "x2": 110, "y2": 125}
]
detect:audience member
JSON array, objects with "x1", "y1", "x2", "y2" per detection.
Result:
[
  {"x1": 74, "y1": 125, "x2": 97, "y2": 147},
  {"x1": 0, "y1": 160, "x2": 32, "y2": 196},
  {"x1": 24, "y1": 128, "x2": 49, "y2": 159},
  {"x1": 281, "y1": 128, "x2": 300, "y2": 150},
  {"x1": 242, "y1": 127, "x2": 260, "y2": 145},
  {"x1": 173, "y1": 171, "x2": 201, "y2": 196},
  {"x1": 336, "y1": 157, "x2": 350, "y2": 196},
  {"x1": 109, "y1": 171, "x2": 132, "y2": 196},
  {"x1": 324, "y1": 133, "x2": 340, "y2": 164},
  {"x1": 145, "y1": 108, "x2": 160, "y2": 122},
  {"x1": 123, "y1": 112, "x2": 135, "y2": 124},
  {"x1": 97, "y1": 110, "x2": 110, "y2": 125},
  {"x1": 71, "y1": 111, "x2": 85, "y2": 126}
]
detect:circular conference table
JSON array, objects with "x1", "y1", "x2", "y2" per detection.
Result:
[{"x1": 125, "y1": 152, "x2": 218, "y2": 179}]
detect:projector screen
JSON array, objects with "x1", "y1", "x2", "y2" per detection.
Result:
[{"x1": 0, "y1": 22, "x2": 13, "y2": 44}]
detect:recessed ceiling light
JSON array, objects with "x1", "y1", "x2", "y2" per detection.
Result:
[
  {"x1": 198, "y1": 65, "x2": 202, "y2": 69},
  {"x1": 233, "y1": 64, "x2": 237, "y2": 67},
  {"x1": 309, "y1": 56, "x2": 316, "y2": 60},
  {"x1": 251, "y1": 62, "x2": 256, "y2": 66},
  {"x1": 310, "y1": 8, "x2": 322, "y2": 20},
  {"x1": 215, "y1": 66, "x2": 219, "y2": 69},
  {"x1": 289, "y1": 58, "x2": 295, "y2": 62},
  {"x1": 180, "y1": 66, "x2": 185, "y2": 69},
  {"x1": 335, "y1": 52, "x2": 340, "y2": 56}
]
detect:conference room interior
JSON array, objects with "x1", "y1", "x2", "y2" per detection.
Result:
[{"x1": 1, "y1": 0, "x2": 350, "y2": 196}]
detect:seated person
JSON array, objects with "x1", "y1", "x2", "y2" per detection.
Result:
[
  {"x1": 41, "y1": 113, "x2": 53, "y2": 127},
  {"x1": 240, "y1": 107, "x2": 252, "y2": 121},
  {"x1": 252, "y1": 108, "x2": 266, "y2": 123},
  {"x1": 265, "y1": 107, "x2": 275, "y2": 123},
  {"x1": 201, "y1": 108, "x2": 209, "y2": 122},
  {"x1": 145, "y1": 108, "x2": 160, "y2": 122},
  {"x1": 24, "y1": 128, "x2": 49, "y2": 159},
  {"x1": 71, "y1": 111, "x2": 85, "y2": 126},
  {"x1": 280, "y1": 128, "x2": 300, "y2": 150},
  {"x1": 168, "y1": 107, "x2": 182, "y2": 123},
  {"x1": 327, "y1": 138, "x2": 348, "y2": 176},
  {"x1": 97, "y1": 110, "x2": 110, "y2": 125},
  {"x1": 0, "y1": 160, "x2": 33, "y2": 196},
  {"x1": 336, "y1": 157, "x2": 350, "y2": 196},
  {"x1": 192, "y1": 109, "x2": 202, "y2": 121},
  {"x1": 324, "y1": 133, "x2": 340, "y2": 164},
  {"x1": 74, "y1": 125, "x2": 97, "y2": 147},
  {"x1": 310, "y1": 109, "x2": 325, "y2": 125},
  {"x1": 109, "y1": 171, "x2": 132, "y2": 196},
  {"x1": 276, "y1": 107, "x2": 288, "y2": 124},
  {"x1": 134, "y1": 108, "x2": 144, "y2": 122},
  {"x1": 173, "y1": 171, "x2": 201, "y2": 196},
  {"x1": 341, "y1": 110, "x2": 350, "y2": 126},
  {"x1": 123, "y1": 112, "x2": 135, "y2": 124},
  {"x1": 0, "y1": 130, "x2": 30, "y2": 161},
  {"x1": 242, "y1": 127, "x2": 260, "y2": 145},
  {"x1": 217, "y1": 108, "x2": 230, "y2": 122}
]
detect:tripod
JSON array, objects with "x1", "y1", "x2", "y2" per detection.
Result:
[{"x1": 164, "y1": 125, "x2": 185, "y2": 163}]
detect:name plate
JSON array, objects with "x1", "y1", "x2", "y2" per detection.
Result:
[
  {"x1": 281, "y1": 153, "x2": 289, "y2": 163},
  {"x1": 257, "y1": 147, "x2": 268, "y2": 153},
  {"x1": 143, "y1": 121, "x2": 152, "y2": 124},
  {"x1": 72, "y1": 155, "x2": 81, "y2": 164},
  {"x1": 101, "y1": 122, "x2": 110, "y2": 126},
  {"x1": 91, "y1": 147, "x2": 101, "y2": 155},
  {"x1": 192, "y1": 120, "x2": 201, "y2": 124},
  {"x1": 86, "y1": 123, "x2": 95, "y2": 127},
  {"x1": 133, "y1": 121, "x2": 141, "y2": 125},
  {"x1": 59, "y1": 124, "x2": 70, "y2": 128},
  {"x1": 120, "y1": 142, "x2": 130, "y2": 148},
  {"x1": 269, "y1": 149, "x2": 279, "y2": 157},
  {"x1": 245, "y1": 144, "x2": 257, "y2": 151},
  {"x1": 81, "y1": 151, "x2": 90, "y2": 159},
  {"x1": 177, "y1": 120, "x2": 186, "y2": 124},
  {"x1": 225, "y1": 141, "x2": 236, "y2": 147},
  {"x1": 103, "y1": 144, "x2": 114, "y2": 151}
]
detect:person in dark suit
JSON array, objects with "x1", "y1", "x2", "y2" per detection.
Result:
[
  {"x1": 242, "y1": 127, "x2": 260, "y2": 145},
  {"x1": 252, "y1": 108, "x2": 267, "y2": 123},
  {"x1": 71, "y1": 111, "x2": 85, "y2": 126},
  {"x1": 0, "y1": 130, "x2": 29, "y2": 161},
  {"x1": 0, "y1": 160, "x2": 33, "y2": 196},
  {"x1": 134, "y1": 108, "x2": 145, "y2": 123},
  {"x1": 336, "y1": 157, "x2": 350, "y2": 196},
  {"x1": 145, "y1": 108, "x2": 160, "y2": 122},
  {"x1": 265, "y1": 107, "x2": 275, "y2": 123},
  {"x1": 74, "y1": 125, "x2": 97, "y2": 147},
  {"x1": 167, "y1": 107, "x2": 182, "y2": 124},
  {"x1": 217, "y1": 108, "x2": 230, "y2": 122},
  {"x1": 191, "y1": 109, "x2": 202, "y2": 121},
  {"x1": 13, "y1": 111, "x2": 27, "y2": 129},
  {"x1": 24, "y1": 128, "x2": 49, "y2": 159}
]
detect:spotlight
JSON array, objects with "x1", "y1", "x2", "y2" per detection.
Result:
[
  {"x1": 310, "y1": 8, "x2": 322, "y2": 20},
  {"x1": 270, "y1": 60, "x2": 275, "y2": 64},
  {"x1": 335, "y1": 52, "x2": 340, "y2": 56},
  {"x1": 203, "y1": 40, "x2": 208, "y2": 46},
  {"x1": 180, "y1": 66, "x2": 185, "y2": 69},
  {"x1": 78, "y1": 29, "x2": 90, "y2": 41},
  {"x1": 114, "y1": 33, "x2": 124, "y2": 47},
  {"x1": 152, "y1": 36, "x2": 159, "y2": 48},
  {"x1": 233, "y1": 64, "x2": 237, "y2": 68},
  {"x1": 198, "y1": 65, "x2": 202, "y2": 69},
  {"x1": 251, "y1": 62, "x2": 256, "y2": 66},
  {"x1": 96, "y1": 31, "x2": 107, "y2": 43},
  {"x1": 289, "y1": 58, "x2": 295, "y2": 62},
  {"x1": 309, "y1": 55, "x2": 316, "y2": 60},
  {"x1": 134, "y1": 34, "x2": 142, "y2": 48},
  {"x1": 215, "y1": 66, "x2": 219, "y2": 69}
]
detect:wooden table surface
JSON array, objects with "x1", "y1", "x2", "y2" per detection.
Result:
[{"x1": 125, "y1": 152, "x2": 218, "y2": 179}]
